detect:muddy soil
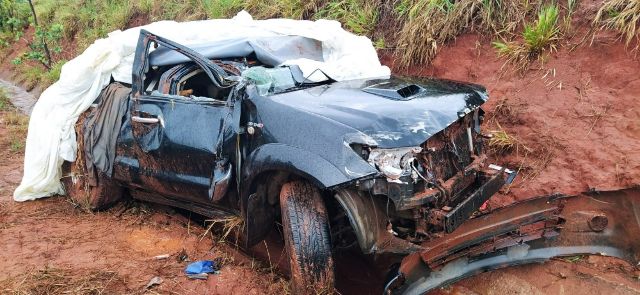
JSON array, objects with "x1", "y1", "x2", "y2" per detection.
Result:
[
  {"x1": 2, "y1": 2, "x2": 640, "y2": 293},
  {"x1": 383, "y1": 27, "x2": 640, "y2": 207},
  {"x1": 0, "y1": 117, "x2": 289, "y2": 293}
]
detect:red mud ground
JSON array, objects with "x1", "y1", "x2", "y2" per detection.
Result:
[
  {"x1": 2, "y1": 6, "x2": 640, "y2": 294},
  {"x1": 378, "y1": 12, "x2": 640, "y2": 295}
]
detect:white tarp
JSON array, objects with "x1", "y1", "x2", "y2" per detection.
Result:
[{"x1": 13, "y1": 11, "x2": 390, "y2": 202}]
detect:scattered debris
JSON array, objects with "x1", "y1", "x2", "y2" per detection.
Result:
[
  {"x1": 185, "y1": 260, "x2": 221, "y2": 279},
  {"x1": 186, "y1": 273, "x2": 209, "y2": 280},
  {"x1": 153, "y1": 254, "x2": 170, "y2": 259},
  {"x1": 145, "y1": 277, "x2": 163, "y2": 289},
  {"x1": 177, "y1": 249, "x2": 190, "y2": 262}
]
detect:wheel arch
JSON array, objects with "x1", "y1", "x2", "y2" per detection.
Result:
[{"x1": 241, "y1": 144, "x2": 354, "y2": 248}]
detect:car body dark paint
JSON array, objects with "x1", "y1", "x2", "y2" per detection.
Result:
[
  {"x1": 240, "y1": 76, "x2": 489, "y2": 188},
  {"x1": 239, "y1": 78, "x2": 489, "y2": 244},
  {"x1": 110, "y1": 31, "x2": 494, "y2": 246},
  {"x1": 268, "y1": 76, "x2": 488, "y2": 148}
]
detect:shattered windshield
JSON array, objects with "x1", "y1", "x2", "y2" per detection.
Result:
[{"x1": 241, "y1": 66, "x2": 298, "y2": 95}]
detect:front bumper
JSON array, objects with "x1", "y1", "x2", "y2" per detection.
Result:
[{"x1": 384, "y1": 186, "x2": 640, "y2": 294}]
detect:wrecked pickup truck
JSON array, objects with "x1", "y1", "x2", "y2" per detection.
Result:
[
  {"x1": 62, "y1": 30, "x2": 640, "y2": 294},
  {"x1": 63, "y1": 29, "x2": 503, "y2": 292}
]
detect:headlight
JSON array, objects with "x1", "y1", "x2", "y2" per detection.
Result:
[{"x1": 368, "y1": 147, "x2": 422, "y2": 180}]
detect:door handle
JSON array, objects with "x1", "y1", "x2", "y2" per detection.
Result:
[{"x1": 132, "y1": 115, "x2": 165, "y2": 128}]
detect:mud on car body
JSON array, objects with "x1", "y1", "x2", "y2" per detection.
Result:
[{"x1": 63, "y1": 30, "x2": 508, "y2": 293}]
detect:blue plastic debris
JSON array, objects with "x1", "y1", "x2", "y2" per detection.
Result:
[{"x1": 185, "y1": 260, "x2": 217, "y2": 274}]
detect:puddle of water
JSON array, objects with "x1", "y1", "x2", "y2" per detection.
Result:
[{"x1": 0, "y1": 78, "x2": 37, "y2": 115}]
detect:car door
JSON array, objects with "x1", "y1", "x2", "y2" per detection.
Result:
[{"x1": 120, "y1": 30, "x2": 237, "y2": 205}]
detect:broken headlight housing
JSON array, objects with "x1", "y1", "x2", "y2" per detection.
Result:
[{"x1": 367, "y1": 147, "x2": 423, "y2": 181}]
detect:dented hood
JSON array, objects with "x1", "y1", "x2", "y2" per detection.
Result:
[{"x1": 270, "y1": 75, "x2": 489, "y2": 148}]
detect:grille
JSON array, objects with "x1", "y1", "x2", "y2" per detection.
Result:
[{"x1": 419, "y1": 119, "x2": 473, "y2": 182}]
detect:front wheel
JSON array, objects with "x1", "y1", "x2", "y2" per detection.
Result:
[{"x1": 279, "y1": 180, "x2": 335, "y2": 294}]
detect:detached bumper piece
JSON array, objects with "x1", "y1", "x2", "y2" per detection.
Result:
[
  {"x1": 443, "y1": 170, "x2": 505, "y2": 234},
  {"x1": 384, "y1": 186, "x2": 640, "y2": 295}
]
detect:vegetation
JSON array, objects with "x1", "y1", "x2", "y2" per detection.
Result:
[
  {"x1": 0, "y1": 267, "x2": 126, "y2": 294},
  {"x1": 594, "y1": 0, "x2": 640, "y2": 47},
  {"x1": 489, "y1": 122, "x2": 516, "y2": 155},
  {"x1": 493, "y1": 2, "x2": 563, "y2": 72},
  {"x1": 318, "y1": 0, "x2": 379, "y2": 36},
  {"x1": 0, "y1": 0, "x2": 63, "y2": 89},
  {"x1": 0, "y1": 0, "x2": 637, "y2": 90},
  {"x1": 523, "y1": 3, "x2": 560, "y2": 55},
  {"x1": 393, "y1": 0, "x2": 531, "y2": 69},
  {"x1": 1, "y1": 109, "x2": 29, "y2": 154},
  {"x1": 0, "y1": 86, "x2": 6, "y2": 110},
  {"x1": 0, "y1": 87, "x2": 29, "y2": 154}
]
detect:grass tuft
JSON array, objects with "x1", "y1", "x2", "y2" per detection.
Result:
[
  {"x1": 594, "y1": 0, "x2": 640, "y2": 47},
  {"x1": 0, "y1": 267, "x2": 125, "y2": 294},
  {"x1": 0, "y1": 86, "x2": 8, "y2": 111},
  {"x1": 318, "y1": 0, "x2": 379, "y2": 36},
  {"x1": 489, "y1": 122, "x2": 516, "y2": 155},
  {"x1": 2, "y1": 110, "x2": 30, "y2": 154},
  {"x1": 395, "y1": 0, "x2": 527, "y2": 69},
  {"x1": 201, "y1": 215, "x2": 245, "y2": 245},
  {"x1": 244, "y1": 0, "x2": 324, "y2": 20},
  {"x1": 523, "y1": 3, "x2": 560, "y2": 55},
  {"x1": 492, "y1": 3, "x2": 562, "y2": 73},
  {"x1": 493, "y1": 40, "x2": 531, "y2": 72}
]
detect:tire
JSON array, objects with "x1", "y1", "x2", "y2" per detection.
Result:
[
  {"x1": 279, "y1": 180, "x2": 335, "y2": 294},
  {"x1": 60, "y1": 112, "x2": 123, "y2": 211},
  {"x1": 61, "y1": 161, "x2": 123, "y2": 211}
]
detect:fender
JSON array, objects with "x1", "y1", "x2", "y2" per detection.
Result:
[{"x1": 241, "y1": 143, "x2": 376, "y2": 247}]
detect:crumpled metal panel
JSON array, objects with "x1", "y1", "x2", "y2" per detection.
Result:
[
  {"x1": 270, "y1": 75, "x2": 488, "y2": 148},
  {"x1": 386, "y1": 186, "x2": 640, "y2": 295}
]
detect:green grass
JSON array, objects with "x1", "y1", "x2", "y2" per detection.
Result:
[
  {"x1": 0, "y1": 86, "x2": 8, "y2": 111},
  {"x1": 9, "y1": 0, "x2": 639, "y2": 75},
  {"x1": 394, "y1": 0, "x2": 529, "y2": 69},
  {"x1": 318, "y1": 0, "x2": 379, "y2": 36},
  {"x1": 492, "y1": 2, "x2": 562, "y2": 73},
  {"x1": 523, "y1": 3, "x2": 560, "y2": 55}
]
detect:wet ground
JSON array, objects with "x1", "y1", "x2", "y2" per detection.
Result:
[
  {"x1": 0, "y1": 77, "x2": 36, "y2": 115},
  {"x1": 1, "y1": 73, "x2": 640, "y2": 294},
  {"x1": 2, "y1": 3, "x2": 640, "y2": 290}
]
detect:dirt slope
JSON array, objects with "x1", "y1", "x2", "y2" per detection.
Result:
[
  {"x1": 382, "y1": 28, "x2": 640, "y2": 208},
  {"x1": 2, "y1": 2, "x2": 640, "y2": 293}
]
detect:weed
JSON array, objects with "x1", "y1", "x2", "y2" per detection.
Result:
[
  {"x1": 17, "y1": 64, "x2": 45, "y2": 92},
  {"x1": 202, "y1": 215, "x2": 245, "y2": 245},
  {"x1": 373, "y1": 37, "x2": 386, "y2": 49},
  {"x1": 561, "y1": 255, "x2": 585, "y2": 262},
  {"x1": 0, "y1": 86, "x2": 7, "y2": 110},
  {"x1": 244, "y1": 0, "x2": 315, "y2": 20},
  {"x1": 318, "y1": 0, "x2": 379, "y2": 36},
  {"x1": 3, "y1": 111, "x2": 30, "y2": 153},
  {"x1": 489, "y1": 122, "x2": 516, "y2": 155},
  {"x1": 523, "y1": 3, "x2": 560, "y2": 55},
  {"x1": 0, "y1": 267, "x2": 125, "y2": 294},
  {"x1": 201, "y1": 0, "x2": 244, "y2": 19},
  {"x1": 395, "y1": 0, "x2": 527, "y2": 69},
  {"x1": 492, "y1": 3, "x2": 561, "y2": 73},
  {"x1": 493, "y1": 40, "x2": 531, "y2": 72},
  {"x1": 594, "y1": 0, "x2": 640, "y2": 47},
  {"x1": 563, "y1": 0, "x2": 578, "y2": 33}
]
